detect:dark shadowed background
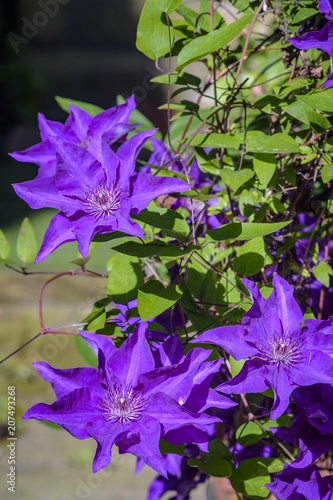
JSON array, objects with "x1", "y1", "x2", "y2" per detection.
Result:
[{"x1": 0, "y1": 0, "x2": 167, "y2": 228}]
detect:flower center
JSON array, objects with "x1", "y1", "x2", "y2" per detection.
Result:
[
  {"x1": 98, "y1": 384, "x2": 148, "y2": 425},
  {"x1": 258, "y1": 331, "x2": 304, "y2": 367},
  {"x1": 84, "y1": 182, "x2": 122, "y2": 220}
]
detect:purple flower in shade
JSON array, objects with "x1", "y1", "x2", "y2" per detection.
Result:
[
  {"x1": 266, "y1": 464, "x2": 333, "y2": 500},
  {"x1": 274, "y1": 384, "x2": 333, "y2": 468},
  {"x1": 9, "y1": 96, "x2": 137, "y2": 178},
  {"x1": 22, "y1": 323, "x2": 231, "y2": 476},
  {"x1": 147, "y1": 454, "x2": 207, "y2": 500},
  {"x1": 146, "y1": 138, "x2": 227, "y2": 232},
  {"x1": 13, "y1": 130, "x2": 191, "y2": 262},
  {"x1": 289, "y1": 1, "x2": 333, "y2": 87},
  {"x1": 190, "y1": 273, "x2": 333, "y2": 419},
  {"x1": 148, "y1": 335, "x2": 236, "y2": 452},
  {"x1": 319, "y1": 0, "x2": 333, "y2": 20},
  {"x1": 293, "y1": 214, "x2": 333, "y2": 318}
]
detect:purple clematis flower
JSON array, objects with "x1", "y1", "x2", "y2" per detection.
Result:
[
  {"x1": 289, "y1": 1, "x2": 333, "y2": 87},
  {"x1": 10, "y1": 96, "x2": 137, "y2": 178},
  {"x1": 266, "y1": 463, "x2": 333, "y2": 500},
  {"x1": 13, "y1": 129, "x2": 191, "y2": 262},
  {"x1": 22, "y1": 323, "x2": 226, "y2": 476},
  {"x1": 190, "y1": 274, "x2": 333, "y2": 419}
]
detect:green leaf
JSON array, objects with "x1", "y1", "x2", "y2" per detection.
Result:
[
  {"x1": 151, "y1": 72, "x2": 201, "y2": 86},
  {"x1": 84, "y1": 306, "x2": 106, "y2": 331},
  {"x1": 138, "y1": 280, "x2": 182, "y2": 321},
  {"x1": 180, "y1": 277, "x2": 219, "y2": 331},
  {"x1": 0, "y1": 230, "x2": 10, "y2": 260},
  {"x1": 312, "y1": 261, "x2": 333, "y2": 287},
  {"x1": 236, "y1": 416, "x2": 291, "y2": 448},
  {"x1": 245, "y1": 131, "x2": 301, "y2": 154},
  {"x1": 297, "y1": 89, "x2": 333, "y2": 113},
  {"x1": 230, "y1": 458, "x2": 284, "y2": 499},
  {"x1": 233, "y1": 237, "x2": 265, "y2": 276},
  {"x1": 236, "y1": 421, "x2": 264, "y2": 447},
  {"x1": 283, "y1": 101, "x2": 330, "y2": 130},
  {"x1": 107, "y1": 253, "x2": 144, "y2": 304},
  {"x1": 322, "y1": 164, "x2": 333, "y2": 184},
  {"x1": 220, "y1": 167, "x2": 254, "y2": 192},
  {"x1": 177, "y1": 14, "x2": 253, "y2": 70},
  {"x1": 112, "y1": 240, "x2": 166, "y2": 258},
  {"x1": 16, "y1": 217, "x2": 38, "y2": 266},
  {"x1": 279, "y1": 79, "x2": 312, "y2": 99},
  {"x1": 159, "y1": 438, "x2": 186, "y2": 455},
  {"x1": 175, "y1": 4, "x2": 198, "y2": 26},
  {"x1": 291, "y1": 7, "x2": 317, "y2": 25},
  {"x1": 163, "y1": 0, "x2": 183, "y2": 13},
  {"x1": 208, "y1": 439, "x2": 234, "y2": 460},
  {"x1": 229, "y1": 355, "x2": 246, "y2": 377},
  {"x1": 188, "y1": 439, "x2": 233, "y2": 477},
  {"x1": 75, "y1": 336, "x2": 98, "y2": 368},
  {"x1": 55, "y1": 96, "x2": 104, "y2": 116},
  {"x1": 188, "y1": 456, "x2": 232, "y2": 477},
  {"x1": 302, "y1": 306, "x2": 315, "y2": 322},
  {"x1": 207, "y1": 221, "x2": 292, "y2": 242},
  {"x1": 158, "y1": 244, "x2": 199, "y2": 259},
  {"x1": 136, "y1": 0, "x2": 173, "y2": 60},
  {"x1": 71, "y1": 241, "x2": 99, "y2": 267},
  {"x1": 253, "y1": 153, "x2": 276, "y2": 188},
  {"x1": 132, "y1": 206, "x2": 189, "y2": 234},
  {"x1": 188, "y1": 268, "x2": 216, "y2": 305},
  {"x1": 186, "y1": 132, "x2": 240, "y2": 149}
]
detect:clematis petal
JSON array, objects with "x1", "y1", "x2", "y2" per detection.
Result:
[
  {"x1": 266, "y1": 464, "x2": 333, "y2": 500},
  {"x1": 110, "y1": 211, "x2": 143, "y2": 238},
  {"x1": 319, "y1": 0, "x2": 333, "y2": 20},
  {"x1": 140, "y1": 348, "x2": 211, "y2": 402},
  {"x1": 87, "y1": 95, "x2": 136, "y2": 142},
  {"x1": 116, "y1": 129, "x2": 157, "y2": 188},
  {"x1": 35, "y1": 213, "x2": 76, "y2": 263},
  {"x1": 22, "y1": 388, "x2": 100, "y2": 439},
  {"x1": 146, "y1": 392, "x2": 219, "y2": 434},
  {"x1": 9, "y1": 140, "x2": 56, "y2": 171},
  {"x1": 290, "y1": 350, "x2": 333, "y2": 387},
  {"x1": 263, "y1": 364, "x2": 297, "y2": 419},
  {"x1": 79, "y1": 331, "x2": 117, "y2": 370},
  {"x1": 242, "y1": 278, "x2": 283, "y2": 342},
  {"x1": 38, "y1": 113, "x2": 73, "y2": 142},
  {"x1": 289, "y1": 20, "x2": 333, "y2": 57},
  {"x1": 267, "y1": 274, "x2": 303, "y2": 336},
  {"x1": 217, "y1": 358, "x2": 270, "y2": 395},
  {"x1": 67, "y1": 105, "x2": 92, "y2": 143},
  {"x1": 163, "y1": 425, "x2": 212, "y2": 450},
  {"x1": 152, "y1": 335, "x2": 184, "y2": 367},
  {"x1": 12, "y1": 176, "x2": 80, "y2": 213},
  {"x1": 31, "y1": 361, "x2": 104, "y2": 399},
  {"x1": 84, "y1": 415, "x2": 125, "y2": 473},
  {"x1": 129, "y1": 172, "x2": 191, "y2": 213},
  {"x1": 118, "y1": 415, "x2": 168, "y2": 477},
  {"x1": 107, "y1": 322, "x2": 155, "y2": 387},
  {"x1": 51, "y1": 138, "x2": 103, "y2": 194},
  {"x1": 97, "y1": 140, "x2": 120, "y2": 185},
  {"x1": 190, "y1": 324, "x2": 259, "y2": 361}
]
